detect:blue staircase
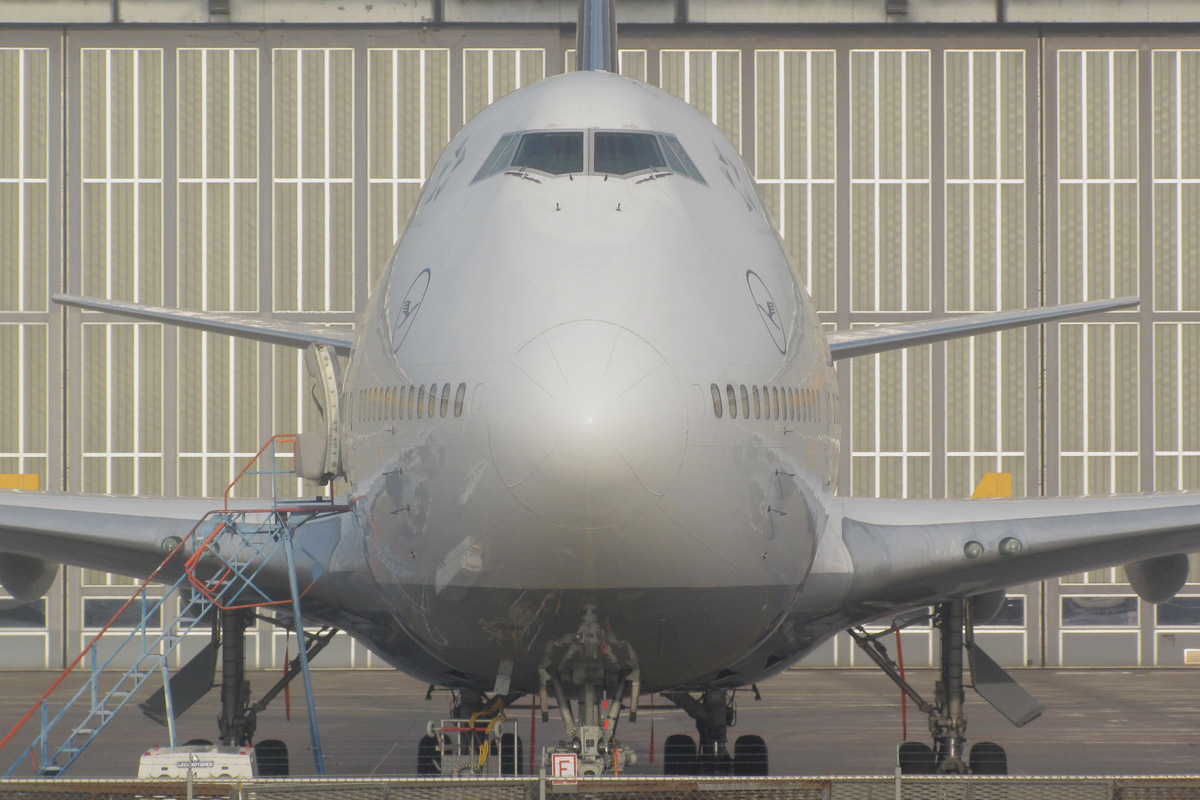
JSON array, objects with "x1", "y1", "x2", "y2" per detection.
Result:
[{"x1": 0, "y1": 435, "x2": 343, "y2": 778}]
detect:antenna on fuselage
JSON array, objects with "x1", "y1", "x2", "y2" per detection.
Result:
[{"x1": 576, "y1": 0, "x2": 618, "y2": 72}]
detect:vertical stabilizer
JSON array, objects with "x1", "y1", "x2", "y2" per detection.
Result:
[{"x1": 576, "y1": 0, "x2": 618, "y2": 72}]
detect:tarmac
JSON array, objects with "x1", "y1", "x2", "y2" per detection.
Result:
[{"x1": 0, "y1": 667, "x2": 1198, "y2": 778}]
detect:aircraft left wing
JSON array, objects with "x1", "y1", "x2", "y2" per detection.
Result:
[
  {"x1": 53, "y1": 294, "x2": 355, "y2": 354},
  {"x1": 836, "y1": 493, "x2": 1200, "y2": 616},
  {"x1": 825, "y1": 297, "x2": 1138, "y2": 361}
]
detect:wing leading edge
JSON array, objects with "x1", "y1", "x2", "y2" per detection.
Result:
[
  {"x1": 836, "y1": 493, "x2": 1200, "y2": 617},
  {"x1": 825, "y1": 297, "x2": 1138, "y2": 361},
  {"x1": 53, "y1": 295, "x2": 355, "y2": 354}
]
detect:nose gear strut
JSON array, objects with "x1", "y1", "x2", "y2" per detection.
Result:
[{"x1": 537, "y1": 606, "x2": 639, "y2": 776}]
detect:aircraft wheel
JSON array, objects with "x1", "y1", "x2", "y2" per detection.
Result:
[
  {"x1": 255, "y1": 739, "x2": 289, "y2": 777},
  {"x1": 732, "y1": 734, "x2": 768, "y2": 776},
  {"x1": 500, "y1": 732, "x2": 524, "y2": 776},
  {"x1": 417, "y1": 734, "x2": 441, "y2": 775},
  {"x1": 897, "y1": 741, "x2": 936, "y2": 775},
  {"x1": 662, "y1": 733, "x2": 697, "y2": 775},
  {"x1": 969, "y1": 741, "x2": 1008, "y2": 775}
]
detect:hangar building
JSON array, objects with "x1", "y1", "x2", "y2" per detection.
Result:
[{"x1": 1, "y1": 0, "x2": 1199, "y2": 671}]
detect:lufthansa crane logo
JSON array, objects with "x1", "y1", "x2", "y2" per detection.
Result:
[
  {"x1": 391, "y1": 269, "x2": 430, "y2": 354},
  {"x1": 746, "y1": 270, "x2": 787, "y2": 355}
]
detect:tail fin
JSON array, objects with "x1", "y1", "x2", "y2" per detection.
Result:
[{"x1": 576, "y1": 0, "x2": 618, "y2": 72}]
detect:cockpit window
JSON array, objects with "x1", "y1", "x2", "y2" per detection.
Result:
[
  {"x1": 473, "y1": 133, "x2": 521, "y2": 183},
  {"x1": 658, "y1": 134, "x2": 706, "y2": 184},
  {"x1": 512, "y1": 131, "x2": 584, "y2": 175},
  {"x1": 471, "y1": 128, "x2": 705, "y2": 184},
  {"x1": 593, "y1": 131, "x2": 667, "y2": 176}
]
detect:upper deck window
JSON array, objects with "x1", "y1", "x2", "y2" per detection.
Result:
[
  {"x1": 593, "y1": 131, "x2": 667, "y2": 176},
  {"x1": 512, "y1": 131, "x2": 584, "y2": 175}
]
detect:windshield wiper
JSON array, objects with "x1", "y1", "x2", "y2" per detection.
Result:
[{"x1": 635, "y1": 169, "x2": 675, "y2": 184}]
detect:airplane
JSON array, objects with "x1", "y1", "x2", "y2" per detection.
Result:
[{"x1": 3, "y1": 0, "x2": 1199, "y2": 779}]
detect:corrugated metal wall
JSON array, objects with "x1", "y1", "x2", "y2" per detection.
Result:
[{"x1": 1, "y1": 25, "x2": 1199, "y2": 669}]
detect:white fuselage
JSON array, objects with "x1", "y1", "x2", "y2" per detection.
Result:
[{"x1": 338, "y1": 70, "x2": 842, "y2": 692}]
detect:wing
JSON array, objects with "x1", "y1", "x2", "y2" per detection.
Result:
[
  {"x1": 53, "y1": 294, "x2": 355, "y2": 354},
  {"x1": 836, "y1": 493, "x2": 1200, "y2": 616},
  {"x1": 825, "y1": 297, "x2": 1138, "y2": 361},
  {"x1": 0, "y1": 492, "x2": 224, "y2": 579}
]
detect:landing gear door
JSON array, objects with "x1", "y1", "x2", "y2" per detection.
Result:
[{"x1": 296, "y1": 343, "x2": 344, "y2": 485}]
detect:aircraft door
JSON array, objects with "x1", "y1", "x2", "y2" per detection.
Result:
[{"x1": 295, "y1": 343, "x2": 344, "y2": 484}]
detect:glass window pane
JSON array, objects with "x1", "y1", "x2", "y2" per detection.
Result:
[
  {"x1": 983, "y1": 596, "x2": 1025, "y2": 627},
  {"x1": 1061, "y1": 596, "x2": 1138, "y2": 627},
  {"x1": 0, "y1": 598, "x2": 46, "y2": 629},
  {"x1": 593, "y1": 131, "x2": 666, "y2": 175},
  {"x1": 512, "y1": 131, "x2": 583, "y2": 175},
  {"x1": 83, "y1": 598, "x2": 162, "y2": 629},
  {"x1": 1157, "y1": 596, "x2": 1200, "y2": 626}
]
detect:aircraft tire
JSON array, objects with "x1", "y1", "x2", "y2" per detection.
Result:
[
  {"x1": 969, "y1": 742, "x2": 1008, "y2": 775},
  {"x1": 500, "y1": 732, "x2": 524, "y2": 776},
  {"x1": 897, "y1": 741, "x2": 936, "y2": 775},
  {"x1": 732, "y1": 734, "x2": 769, "y2": 776},
  {"x1": 662, "y1": 734, "x2": 697, "y2": 775},
  {"x1": 416, "y1": 734, "x2": 441, "y2": 775},
  {"x1": 255, "y1": 739, "x2": 289, "y2": 777}
]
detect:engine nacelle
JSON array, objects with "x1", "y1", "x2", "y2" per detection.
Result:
[
  {"x1": 0, "y1": 553, "x2": 58, "y2": 602},
  {"x1": 1125, "y1": 553, "x2": 1190, "y2": 604}
]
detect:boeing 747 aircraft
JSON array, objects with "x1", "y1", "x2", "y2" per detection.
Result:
[{"x1": 3, "y1": 0, "x2": 1199, "y2": 778}]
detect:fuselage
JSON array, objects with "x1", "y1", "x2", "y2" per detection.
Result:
[{"x1": 338, "y1": 70, "x2": 842, "y2": 693}]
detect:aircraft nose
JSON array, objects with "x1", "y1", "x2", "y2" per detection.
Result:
[{"x1": 487, "y1": 321, "x2": 687, "y2": 529}]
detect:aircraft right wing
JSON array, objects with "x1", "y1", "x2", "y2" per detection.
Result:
[
  {"x1": 825, "y1": 297, "x2": 1138, "y2": 361},
  {"x1": 835, "y1": 493, "x2": 1200, "y2": 617},
  {"x1": 53, "y1": 295, "x2": 355, "y2": 354}
]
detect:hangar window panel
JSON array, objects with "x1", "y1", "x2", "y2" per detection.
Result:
[
  {"x1": 1058, "y1": 323, "x2": 1139, "y2": 497},
  {"x1": 462, "y1": 49, "x2": 545, "y2": 125},
  {"x1": 177, "y1": 330, "x2": 259, "y2": 499},
  {"x1": 1152, "y1": 51, "x2": 1200, "y2": 311},
  {"x1": 660, "y1": 50, "x2": 741, "y2": 151},
  {"x1": 982, "y1": 596, "x2": 1025, "y2": 627},
  {"x1": 945, "y1": 330, "x2": 1026, "y2": 498},
  {"x1": 754, "y1": 50, "x2": 837, "y2": 312},
  {"x1": 0, "y1": 598, "x2": 46, "y2": 629},
  {"x1": 177, "y1": 49, "x2": 258, "y2": 313},
  {"x1": 1061, "y1": 596, "x2": 1138, "y2": 627},
  {"x1": 273, "y1": 48, "x2": 354, "y2": 313},
  {"x1": 368, "y1": 49, "x2": 450, "y2": 284},
  {"x1": 83, "y1": 597, "x2": 161, "y2": 630},
  {"x1": 1153, "y1": 324, "x2": 1200, "y2": 492},
  {"x1": 81, "y1": 323, "x2": 163, "y2": 496},
  {"x1": 850, "y1": 50, "x2": 931, "y2": 312},
  {"x1": 0, "y1": 324, "x2": 48, "y2": 488},
  {"x1": 1156, "y1": 596, "x2": 1200, "y2": 627},
  {"x1": 944, "y1": 51, "x2": 1027, "y2": 314},
  {"x1": 1057, "y1": 51, "x2": 1139, "y2": 307},
  {"x1": 562, "y1": 50, "x2": 647, "y2": 81},
  {"x1": 850, "y1": 329, "x2": 932, "y2": 498},
  {"x1": 0, "y1": 48, "x2": 50, "y2": 312},
  {"x1": 80, "y1": 48, "x2": 164, "y2": 305}
]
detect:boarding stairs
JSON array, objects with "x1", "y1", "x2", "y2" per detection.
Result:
[{"x1": 0, "y1": 435, "x2": 345, "y2": 778}]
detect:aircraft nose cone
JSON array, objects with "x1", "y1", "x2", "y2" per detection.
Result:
[{"x1": 488, "y1": 321, "x2": 687, "y2": 529}]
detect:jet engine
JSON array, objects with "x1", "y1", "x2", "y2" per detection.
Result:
[
  {"x1": 0, "y1": 553, "x2": 58, "y2": 602},
  {"x1": 1125, "y1": 553, "x2": 1190, "y2": 604}
]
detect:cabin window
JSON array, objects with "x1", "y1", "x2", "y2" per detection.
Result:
[
  {"x1": 441, "y1": 383, "x2": 451, "y2": 418},
  {"x1": 512, "y1": 131, "x2": 584, "y2": 175},
  {"x1": 739, "y1": 385, "x2": 750, "y2": 419},
  {"x1": 593, "y1": 131, "x2": 667, "y2": 176},
  {"x1": 710, "y1": 384, "x2": 723, "y2": 418},
  {"x1": 454, "y1": 383, "x2": 467, "y2": 417},
  {"x1": 752, "y1": 386, "x2": 761, "y2": 419},
  {"x1": 428, "y1": 383, "x2": 438, "y2": 417},
  {"x1": 416, "y1": 385, "x2": 425, "y2": 419},
  {"x1": 726, "y1": 385, "x2": 737, "y2": 419},
  {"x1": 771, "y1": 387, "x2": 779, "y2": 420}
]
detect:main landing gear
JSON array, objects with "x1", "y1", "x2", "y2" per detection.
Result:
[
  {"x1": 660, "y1": 687, "x2": 768, "y2": 776},
  {"x1": 849, "y1": 597, "x2": 1044, "y2": 775}
]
